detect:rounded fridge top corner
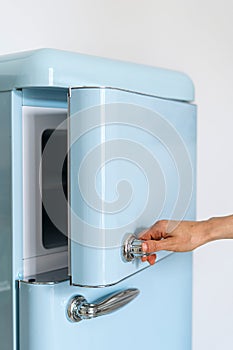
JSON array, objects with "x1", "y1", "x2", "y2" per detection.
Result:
[{"x1": 0, "y1": 48, "x2": 194, "y2": 102}]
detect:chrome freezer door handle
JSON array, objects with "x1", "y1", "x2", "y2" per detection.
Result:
[
  {"x1": 67, "y1": 288, "x2": 140, "y2": 322},
  {"x1": 123, "y1": 234, "x2": 149, "y2": 262}
]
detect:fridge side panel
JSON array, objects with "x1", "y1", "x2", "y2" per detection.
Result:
[{"x1": 0, "y1": 91, "x2": 13, "y2": 350}]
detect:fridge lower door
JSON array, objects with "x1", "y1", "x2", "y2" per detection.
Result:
[{"x1": 19, "y1": 252, "x2": 192, "y2": 350}]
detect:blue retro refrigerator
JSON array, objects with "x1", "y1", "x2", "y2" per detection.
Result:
[{"x1": 0, "y1": 49, "x2": 196, "y2": 350}]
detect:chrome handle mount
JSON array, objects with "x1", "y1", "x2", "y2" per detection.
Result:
[
  {"x1": 123, "y1": 234, "x2": 148, "y2": 262},
  {"x1": 67, "y1": 288, "x2": 140, "y2": 322}
]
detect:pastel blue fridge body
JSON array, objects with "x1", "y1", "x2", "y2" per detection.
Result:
[{"x1": 0, "y1": 49, "x2": 196, "y2": 350}]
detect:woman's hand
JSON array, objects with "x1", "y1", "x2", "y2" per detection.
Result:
[{"x1": 139, "y1": 219, "x2": 211, "y2": 265}]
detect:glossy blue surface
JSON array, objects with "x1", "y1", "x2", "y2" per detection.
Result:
[
  {"x1": 0, "y1": 92, "x2": 13, "y2": 350},
  {"x1": 70, "y1": 87, "x2": 196, "y2": 286},
  {"x1": 11, "y1": 90, "x2": 23, "y2": 350},
  {"x1": 22, "y1": 88, "x2": 67, "y2": 108},
  {"x1": 0, "y1": 48, "x2": 194, "y2": 101},
  {"x1": 0, "y1": 90, "x2": 23, "y2": 350},
  {"x1": 19, "y1": 252, "x2": 192, "y2": 350}
]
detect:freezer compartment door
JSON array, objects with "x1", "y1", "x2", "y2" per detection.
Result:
[{"x1": 68, "y1": 87, "x2": 196, "y2": 286}]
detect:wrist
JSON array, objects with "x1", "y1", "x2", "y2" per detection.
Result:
[
  {"x1": 203, "y1": 216, "x2": 233, "y2": 242},
  {"x1": 202, "y1": 218, "x2": 218, "y2": 243}
]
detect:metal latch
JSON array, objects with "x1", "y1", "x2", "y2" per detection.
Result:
[{"x1": 123, "y1": 234, "x2": 149, "y2": 262}]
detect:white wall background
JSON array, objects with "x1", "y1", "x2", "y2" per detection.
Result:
[{"x1": 1, "y1": 0, "x2": 233, "y2": 348}]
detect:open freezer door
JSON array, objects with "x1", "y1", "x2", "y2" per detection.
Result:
[{"x1": 68, "y1": 87, "x2": 196, "y2": 287}]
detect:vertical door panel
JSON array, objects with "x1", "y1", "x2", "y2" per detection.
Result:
[{"x1": 69, "y1": 88, "x2": 196, "y2": 286}]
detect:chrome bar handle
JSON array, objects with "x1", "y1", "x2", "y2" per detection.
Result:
[{"x1": 67, "y1": 288, "x2": 140, "y2": 322}]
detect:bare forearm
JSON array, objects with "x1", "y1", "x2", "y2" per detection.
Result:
[
  {"x1": 205, "y1": 215, "x2": 233, "y2": 242},
  {"x1": 140, "y1": 215, "x2": 233, "y2": 264}
]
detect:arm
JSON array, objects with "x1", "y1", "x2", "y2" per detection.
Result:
[{"x1": 140, "y1": 215, "x2": 233, "y2": 265}]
